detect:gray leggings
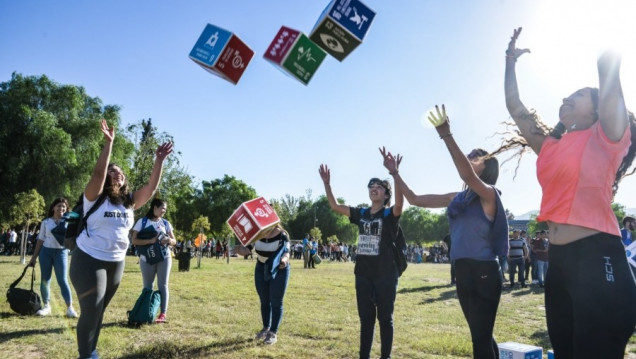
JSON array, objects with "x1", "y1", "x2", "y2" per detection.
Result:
[
  {"x1": 139, "y1": 256, "x2": 172, "y2": 314},
  {"x1": 70, "y1": 248, "x2": 125, "y2": 359}
]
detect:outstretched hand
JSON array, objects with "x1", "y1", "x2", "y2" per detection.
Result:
[
  {"x1": 379, "y1": 147, "x2": 402, "y2": 174},
  {"x1": 506, "y1": 27, "x2": 531, "y2": 60},
  {"x1": 100, "y1": 119, "x2": 115, "y2": 142},
  {"x1": 156, "y1": 142, "x2": 174, "y2": 162},
  {"x1": 318, "y1": 164, "x2": 331, "y2": 184},
  {"x1": 597, "y1": 49, "x2": 621, "y2": 75}
]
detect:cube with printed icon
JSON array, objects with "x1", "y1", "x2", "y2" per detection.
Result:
[
  {"x1": 309, "y1": 0, "x2": 376, "y2": 61},
  {"x1": 264, "y1": 26, "x2": 327, "y2": 85},
  {"x1": 227, "y1": 197, "x2": 280, "y2": 246},
  {"x1": 189, "y1": 23, "x2": 254, "y2": 84},
  {"x1": 498, "y1": 342, "x2": 543, "y2": 359}
]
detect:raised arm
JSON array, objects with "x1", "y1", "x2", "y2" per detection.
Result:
[
  {"x1": 429, "y1": 105, "x2": 496, "y2": 215},
  {"x1": 132, "y1": 142, "x2": 173, "y2": 210},
  {"x1": 597, "y1": 50, "x2": 629, "y2": 142},
  {"x1": 381, "y1": 148, "x2": 456, "y2": 208},
  {"x1": 318, "y1": 164, "x2": 350, "y2": 217},
  {"x1": 504, "y1": 27, "x2": 545, "y2": 154},
  {"x1": 379, "y1": 147, "x2": 403, "y2": 216},
  {"x1": 85, "y1": 119, "x2": 114, "y2": 201}
]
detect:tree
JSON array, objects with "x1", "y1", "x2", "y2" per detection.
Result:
[
  {"x1": 191, "y1": 215, "x2": 211, "y2": 242},
  {"x1": 612, "y1": 202, "x2": 626, "y2": 226},
  {"x1": 400, "y1": 207, "x2": 449, "y2": 245},
  {"x1": 124, "y1": 118, "x2": 194, "y2": 237},
  {"x1": 526, "y1": 213, "x2": 548, "y2": 236},
  {"x1": 0, "y1": 73, "x2": 133, "y2": 223},
  {"x1": 294, "y1": 196, "x2": 357, "y2": 244},
  {"x1": 309, "y1": 227, "x2": 322, "y2": 243},
  {"x1": 9, "y1": 189, "x2": 45, "y2": 263},
  {"x1": 194, "y1": 175, "x2": 257, "y2": 238}
]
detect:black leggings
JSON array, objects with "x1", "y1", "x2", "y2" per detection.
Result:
[
  {"x1": 545, "y1": 233, "x2": 636, "y2": 359},
  {"x1": 455, "y1": 258, "x2": 502, "y2": 359},
  {"x1": 70, "y1": 248, "x2": 125, "y2": 359}
]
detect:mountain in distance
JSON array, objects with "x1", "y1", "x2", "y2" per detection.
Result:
[{"x1": 514, "y1": 210, "x2": 538, "y2": 221}]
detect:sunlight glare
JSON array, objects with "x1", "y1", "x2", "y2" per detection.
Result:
[{"x1": 527, "y1": 0, "x2": 635, "y2": 98}]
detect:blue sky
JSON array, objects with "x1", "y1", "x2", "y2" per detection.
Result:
[{"x1": 2, "y1": 0, "x2": 635, "y2": 216}]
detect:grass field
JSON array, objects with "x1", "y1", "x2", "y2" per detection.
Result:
[{"x1": 1, "y1": 254, "x2": 634, "y2": 358}]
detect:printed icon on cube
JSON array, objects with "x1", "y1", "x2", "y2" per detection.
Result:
[
  {"x1": 264, "y1": 26, "x2": 327, "y2": 85},
  {"x1": 189, "y1": 23, "x2": 254, "y2": 84},
  {"x1": 310, "y1": 0, "x2": 376, "y2": 61},
  {"x1": 237, "y1": 214, "x2": 253, "y2": 233}
]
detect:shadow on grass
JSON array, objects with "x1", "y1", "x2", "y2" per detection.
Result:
[
  {"x1": 118, "y1": 337, "x2": 255, "y2": 359},
  {"x1": 398, "y1": 284, "x2": 458, "y2": 304},
  {"x1": 398, "y1": 284, "x2": 451, "y2": 294},
  {"x1": 529, "y1": 329, "x2": 551, "y2": 349},
  {"x1": 0, "y1": 325, "x2": 66, "y2": 344}
]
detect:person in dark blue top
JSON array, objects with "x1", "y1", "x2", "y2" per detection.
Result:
[
  {"x1": 383, "y1": 105, "x2": 508, "y2": 359},
  {"x1": 319, "y1": 147, "x2": 404, "y2": 359}
]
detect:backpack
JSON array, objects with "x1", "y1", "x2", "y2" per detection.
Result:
[
  {"x1": 64, "y1": 193, "x2": 108, "y2": 251},
  {"x1": 359, "y1": 207, "x2": 408, "y2": 277},
  {"x1": 127, "y1": 287, "x2": 161, "y2": 326}
]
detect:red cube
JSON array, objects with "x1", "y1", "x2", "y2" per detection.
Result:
[{"x1": 227, "y1": 197, "x2": 280, "y2": 246}]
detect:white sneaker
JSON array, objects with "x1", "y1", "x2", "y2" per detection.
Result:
[
  {"x1": 264, "y1": 332, "x2": 277, "y2": 345},
  {"x1": 66, "y1": 306, "x2": 78, "y2": 318},
  {"x1": 255, "y1": 328, "x2": 269, "y2": 340},
  {"x1": 36, "y1": 304, "x2": 51, "y2": 316}
]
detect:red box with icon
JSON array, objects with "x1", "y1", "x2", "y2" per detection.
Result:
[{"x1": 227, "y1": 197, "x2": 280, "y2": 246}]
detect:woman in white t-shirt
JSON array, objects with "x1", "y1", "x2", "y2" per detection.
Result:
[
  {"x1": 131, "y1": 198, "x2": 176, "y2": 323},
  {"x1": 28, "y1": 197, "x2": 78, "y2": 318},
  {"x1": 69, "y1": 119, "x2": 173, "y2": 359}
]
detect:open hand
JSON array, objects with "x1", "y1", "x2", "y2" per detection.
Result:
[
  {"x1": 156, "y1": 142, "x2": 174, "y2": 161},
  {"x1": 100, "y1": 119, "x2": 115, "y2": 142},
  {"x1": 319, "y1": 164, "x2": 331, "y2": 184},
  {"x1": 506, "y1": 27, "x2": 531, "y2": 60},
  {"x1": 428, "y1": 104, "x2": 450, "y2": 128},
  {"x1": 379, "y1": 147, "x2": 402, "y2": 174}
]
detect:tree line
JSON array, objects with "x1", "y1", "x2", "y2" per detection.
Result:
[{"x1": 0, "y1": 73, "x2": 452, "y2": 246}]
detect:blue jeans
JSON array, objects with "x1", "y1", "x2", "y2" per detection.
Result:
[
  {"x1": 254, "y1": 261, "x2": 290, "y2": 333},
  {"x1": 139, "y1": 256, "x2": 172, "y2": 314},
  {"x1": 508, "y1": 257, "x2": 525, "y2": 286},
  {"x1": 356, "y1": 272, "x2": 398, "y2": 359},
  {"x1": 536, "y1": 260, "x2": 548, "y2": 285},
  {"x1": 39, "y1": 246, "x2": 72, "y2": 304}
]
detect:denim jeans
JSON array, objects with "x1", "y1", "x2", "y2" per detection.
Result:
[
  {"x1": 254, "y1": 261, "x2": 290, "y2": 333},
  {"x1": 140, "y1": 256, "x2": 172, "y2": 314},
  {"x1": 508, "y1": 257, "x2": 525, "y2": 285},
  {"x1": 38, "y1": 246, "x2": 72, "y2": 304},
  {"x1": 455, "y1": 258, "x2": 502, "y2": 359},
  {"x1": 356, "y1": 272, "x2": 398, "y2": 359},
  {"x1": 536, "y1": 260, "x2": 548, "y2": 285}
]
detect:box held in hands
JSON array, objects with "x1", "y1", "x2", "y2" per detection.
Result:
[
  {"x1": 264, "y1": 26, "x2": 327, "y2": 85},
  {"x1": 189, "y1": 23, "x2": 254, "y2": 84},
  {"x1": 227, "y1": 197, "x2": 280, "y2": 246},
  {"x1": 309, "y1": 0, "x2": 376, "y2": 61}
]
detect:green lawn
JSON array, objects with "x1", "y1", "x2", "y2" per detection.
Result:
[{"x1": 0, "y1": 255, "x2": 633, "y2": 358}]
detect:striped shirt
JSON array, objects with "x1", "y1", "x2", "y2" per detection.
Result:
[{"x1": 255, "y1": 231, "x2": 290, "y2": 263}]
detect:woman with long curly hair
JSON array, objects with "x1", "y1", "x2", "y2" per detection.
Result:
[
  {"x1": 504, "y1": 27, "x2": 636, "y2": 358},
  {"x1": 70, "y1": 119, "x2": 172, "y2": 359}
]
